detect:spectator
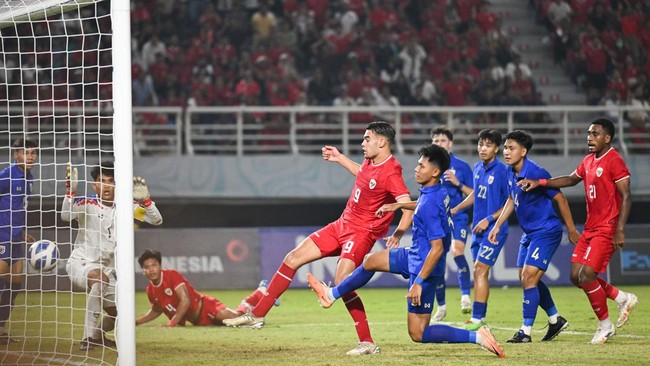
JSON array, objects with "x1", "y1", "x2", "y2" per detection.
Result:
[
  {"x1": 251, "y1": 3, "x2": 277, "y2": 49},
  {"x1": 132, "y1": 72, "x2": 159, "y2": 106},
  {"x1": 398, "y1": 37, "x2": 427, "y2": 85},
  {"x1": 140, "y1": 35, "x2": 166, "y2": 71}
]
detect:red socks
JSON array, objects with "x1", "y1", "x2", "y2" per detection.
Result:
[
  {"x1": 251, "y1": 263, "x2": 296, "y2": 318},
  {"x1": 342, "y1": 291, "x2": 373, "y2": 343},
  {"x1": 581, "y1": 279, "x2": 609, "y2": 320},
  {"x1": 596, "y1": 277, "x2": 619, "y2": 300}
]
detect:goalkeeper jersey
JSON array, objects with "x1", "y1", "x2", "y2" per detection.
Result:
[{"x1": 62, "y1": 195, "x2": 162, "y2": 267}]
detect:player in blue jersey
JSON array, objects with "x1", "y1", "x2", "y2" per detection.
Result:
[
  {"x1": 307, "y1": 144, "x2": 505, "y2": 358},
  {"x1": 451, "y1": 129, "x2": 509, "y2": 330},
  {"x1": 430, "y1": 126, "x2": 474, "y2": 320},
  {"x1": 488, "y1": 130, "x2": 581, "y2": 343},
  {"x1": 0, "y1": 138, "x2": 38, "y2": 344}
]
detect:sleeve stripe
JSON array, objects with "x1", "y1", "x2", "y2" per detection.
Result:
[
  {"x1": 614, "y1": 175, "x2": 630, "y2": 183},
  {"x1": 395, "y1": 193, "x2": 410, "y2": 200},
  {"x1": 572, "y1": 170, "x2": 582, "y2": 179}
]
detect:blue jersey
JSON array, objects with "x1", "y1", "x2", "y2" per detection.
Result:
[
  {"x1": 472, "y1": 159, "x2": 509, "y2": 237},
  {"x1": 442, "y1": 153, "x2": 473, "y2": 222},
  {"x1": 507, "y1": 158, "x2": 562, "y2": 234},
  {"x1": 409, "y1": 183, "x2": 452, "y2": 275},
  {"x1": 0, "y1": 164, "x2": 33, "y2": 241}
]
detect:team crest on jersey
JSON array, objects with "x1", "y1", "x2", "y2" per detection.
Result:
[
  {"x1": 369, "y1": 179, "x2": 377, "y2": 189},
  {"x1": 0, "y1": 246, "x2": 4, "y2": 254},
  {"x1": 488, "y1": 175, "x2": 494, "y2": 184},
  {"x1": 164, "y1": 288, "x2": 173, "y2": 296},
  {"x1": 596, "y1": 167, "x2": 603, "y2": 177}
]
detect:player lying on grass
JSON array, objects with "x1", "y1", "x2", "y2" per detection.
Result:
[
  {"x1": 136, "y1": 249, "x2": 271, "y2": 327},
  {"x1": 308, "y1": 144, "x2": 505, "y2": 358}
]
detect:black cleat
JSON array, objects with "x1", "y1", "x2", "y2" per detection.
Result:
[
  {"x1": 90, "y1": 336, "x2": 117, "y2": 348},
  {"x1": 541, "y1": 316, "x2": 569, "y2": 341},
  {"x1": 506, "y1": 330, "x2": 532, "y2": 343}
]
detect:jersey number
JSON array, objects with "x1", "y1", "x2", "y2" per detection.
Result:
[
  {"x1": 342, "y1": 241, "x2": 355, "y2": 254},
  {"x1": 531, "y1": 247, "x2": 540, "y2": 260},
  {"x1": 513, "y1": 194, "x2": 519, "y2": 207},
  {"x1": 588, "y1": 184, "x2": 596, "y2": 199},
  {"x1": 165, "y1": 303, "x2": 176, "y2": 313},
  {"x1": 477, "y1": 185, "x2": 487, "y2": 199},
  {"x1": 479, "y1": 246, "x2": 494, "y2": 260},
  {"x1": 353, "y1": 188, "x2": 361, "y2": 203}
]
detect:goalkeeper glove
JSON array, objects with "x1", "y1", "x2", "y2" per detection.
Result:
[
  {"x1": 66, "y1": 162, "x2": 78, "y2": 196},
  {"x1": 133, "y1": 176, "x2": 152, "y2": 207}
]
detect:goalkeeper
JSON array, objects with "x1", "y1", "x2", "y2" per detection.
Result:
[{"x1": 62, "y1": 161, "x2": 162, "y2": 351}]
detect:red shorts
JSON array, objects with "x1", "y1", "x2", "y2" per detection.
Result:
[
  {"x1": 309, "y1": 218, "x2": 379, "y2": 267},
  {"x1": 193, "y1": 295, "x2": 227, "y2": 326},
  {"x1": 571, "y1": 229, "x2": 615, "y2": 274}
]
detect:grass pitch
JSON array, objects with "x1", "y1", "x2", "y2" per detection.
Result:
[{"x1": 0, "y1": 285, "x2": 647, "y2": 365}]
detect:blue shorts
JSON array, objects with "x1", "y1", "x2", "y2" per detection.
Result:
[
  {"x1": 471, "y1": 230, "x2": 508, "y2": 266},
  {"x1": 0, "y1": 240, "x2": 25, "y2": 264},
  {"x1": 452, "y1": 216, "x2": 470, "y2": 244},
  {"x1": 517, "y1": 229, "x2": 562, "y2": 271},
  {"x1": 389, "y1": 247, "x2": 438, "y2": 315}
]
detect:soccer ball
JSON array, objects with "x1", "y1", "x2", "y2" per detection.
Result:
[{"x1": 28, "y1": 240, "x2": 59, "y2": 272}]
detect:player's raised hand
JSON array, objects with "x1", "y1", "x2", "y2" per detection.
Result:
[
  {"x1": 517, "y1": 178, "x2": 539, "y2": 192},
  {"x1": 321, "y1": 145, "x2": 341, "y2": 162},
  {"x1": 376, "y1": 203, "x2": 399, "y2": 218},
  {"x1": 568, "y1": 228, "x2": 581, "y2": 244},
  {"x1": 487, "y1": 227, "x2": 499, "y2": 244},
  {"x1": 473, "y1": 218, "x2": 490, "y2": 234},
  {"x1": 65, "y1": 162, "x2": 78, "y2": 193},
  {"x1": 443, "y1": 170, "x2": 459, "y2": 186},
  {"x1": 133, "y1": 177, "x2": 151, "y2": 203}
]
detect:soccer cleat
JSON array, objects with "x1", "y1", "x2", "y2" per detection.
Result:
[
  {"x1": 306, "y1": 273, "x2": 334, "y2": 309},
  {"x1": 541, "y1": 316, "x2": 569, "y2": 341},
  {"x1": 346, "y1": 341, "x2": 380, "y2": 356},
  {"x1": 616, "y1": 293, "x2": 638, "y2": 328},
  {"x1": 222, "y1": 312, "x2": 265, "y2": 329},
  {"x1": 477, "y1": 326, "x2": 506, "y2": 358},
  {"x1": 430, "y1": 307, "x2": 447, "y2": 322},
  {"x1": 463, "y1": 319, "x2": 486, "y2": 331},
  {"x1": 461, "y1": 297, "x2": 472, "y2": 314},
  {"x1": 258, "y1": 280, "x2": 280, "y2": 307},
  {"x1": 590, "y1": 323, "x2": 616, "y2": 344},
  {"x1": 91, "y1": 336, "x2": 117, "y2": 348},
  {"x1": 507, "y1": 330, "x2": 532, "y2": 343},
  {"x1": 79, "y1": 338, "x2": 95, "y2": 351}
]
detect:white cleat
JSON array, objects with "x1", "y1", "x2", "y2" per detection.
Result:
[
  {"x1": 589, "y1": 323, "x2": 616, "y2": 344},
  {"x1": 346, "y1": 341, "x2": 380, "y2": 356},
  {"x1": 616, "y1": 293, "x2": 638, "y2": 328},
  {"x1": 430, "y1": 308, "x2": 447, "y2": 322},
  {"x1": 222, "y1": 312, "x2": 265, "y2": 329},
  {"x1": 461, "y1": 296, "x2": 472, "y2": 314}
]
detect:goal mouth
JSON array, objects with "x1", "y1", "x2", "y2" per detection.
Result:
[{"x1": 0, "y1": 0, "x2": 96, "y2": 28}]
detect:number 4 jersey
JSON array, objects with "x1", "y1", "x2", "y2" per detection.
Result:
[{"x1": 574, "y1": 147, "x2": 630, "y2": 232}]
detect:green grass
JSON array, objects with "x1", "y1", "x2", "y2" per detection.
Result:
[{"x1": 1, "y1": 286, "x2": 648, "y2": 365}]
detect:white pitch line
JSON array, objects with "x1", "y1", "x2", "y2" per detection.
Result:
[
  {"x1": 1, "y1": 351, "x2": 104, "y2": 366},
  {"x1": 273, "y1": 320, "x2": 650, "y2": 339}
]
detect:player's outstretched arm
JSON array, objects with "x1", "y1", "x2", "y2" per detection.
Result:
[
  {"x1": 61, "y1": 163, "x2": 79, "y2": 223},
  {"x1": 519, "y1": 172, "x2": 582, "y2": 192},
  {"x1": 384, "y1": 196, "x2": 414, "y2": 249},
  {"x1": 168, "y1": 284, "x2": 191, "y2": 327},
  {"x1": 136, "y1": 305, "x2": 163, "y2": 326},
  {"x1": 488, "y1": 197, "x2": 514, "y2": 244},
  {"x1": 133, "y1": 176, "x2": 163, "y2": 226},
  {"x1": 613, "y1": 177, "x2": 632, "y2": 249},
  {"x1": 553, "y1": 191, "x2": 581, "y2": 244},
  {"x1": 376, "y1": 200, "x2": 417, "y2": 217},
  {"x1": 451, "y1": 191, "x2": 474, "y2": 216},
  {"x1": 321, "y1": 145, "x2": 360, "y2": 176}
]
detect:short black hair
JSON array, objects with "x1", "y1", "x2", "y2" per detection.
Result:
[
  {"x1": 477, "y1": 129, "x2": 502, "y2": 147},
  {"x1": 590, "y1": 117, "x2": 615, "y2": 139},
  {"x1": 504, "y1": 130, "x2": 533, "y2": 151},
  {"x1": 90, "y1": 161, "x2": 114, "y2": 181},
  {"x1": 418, "y1": 144, "x2": 450, "y2": 172},
  {"x1": 12, "y1": 137, "x2": 38, "y2": 150},
  {"x1": 366, "y1": 121, "x2": 396, "y2": 145},
  {"x1": 430, "y1": 125, "x2": 453, "y2": 141},
  {"x1": 138, "y1": 249, "x2": 162, "y2": 267}
]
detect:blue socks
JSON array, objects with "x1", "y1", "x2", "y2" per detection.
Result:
[
  {"x1": 332, "y1": 265, "x2": 375, "y2": 300},
  {"x1": 422, "y1": 324, "x2": 474, "y2": 343},
  {"x1": 471, "y1": 301, "x2": 487, "y2": 321},
  {"x1": 537, "y1": 280, "x2": 558, "y2": 317},
  {"x1": 454, "y1": 255, "x2": 471, "y2": 296},
  {"x1": 523, "y1": 287, "x2": 540, "y2": 327},
  {"x1": 435, "y1": 276, "x2": 446, "y2": 306}
]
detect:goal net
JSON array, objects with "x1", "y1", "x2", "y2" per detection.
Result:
[{"x1": 1, "y1": 0, "x2": 132, "y2": 364}]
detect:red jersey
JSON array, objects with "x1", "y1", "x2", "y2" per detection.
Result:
[
  {"x1": 574, "y1": 148, "x2": 630, "y2": 231},
  {"x1": 146, "y1": 269, "x2": 203, "y2": 325},
  {"x1": 340, "y1": 155, "x2": 410, "y2": 238}
]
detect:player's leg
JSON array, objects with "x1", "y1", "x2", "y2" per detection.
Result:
[
  {"x1": 0, "y1": 256, "x2": 11, "y2": 343},
  {"x1": 451, "y1": 219, "x2": 472, "y2": 314},
  {"x1": 431, "y1": 276, "x2": 447, "y2": 322},
  {"x1": 594, "y1": 278, "x2": 638, "y2": 328},
  {"x1": 235, "y1": 284, "x2": 266, "y2": 314},
  {"x1": 0, "y1": 241, "x2": 25, "y2": 344},
  {"x1": 571, "y1": 233, "x2": 617, "y2": 344}
]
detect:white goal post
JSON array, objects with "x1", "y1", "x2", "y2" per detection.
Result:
[{"x1": 0, "y1": 0, "x2": 133, "y2": 365}]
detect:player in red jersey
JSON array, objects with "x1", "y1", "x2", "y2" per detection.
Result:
[
  {"x1": 136, "y1": 249, "x2": 266, "y2": 327},
  {"x1": 519, "y1": 117, "x2": 638, "y2": 344},
  {"x1": 224, "y1": 121, "x2": 413, "y2": 355}
]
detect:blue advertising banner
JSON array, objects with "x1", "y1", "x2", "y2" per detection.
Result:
[{"x1": 259, "y1": 225, "x2": 577, "y2": 288}]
